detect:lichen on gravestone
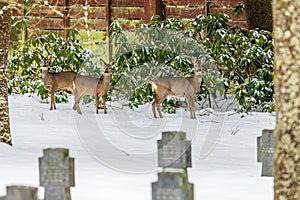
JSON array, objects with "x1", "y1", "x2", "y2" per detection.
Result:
[
  {"x1": 5, "y1": 185, "x2": 38, "y2": 200},
  {"x1": 153, "y1": 131, "x2": 194, "y2": 200},
  {"x1": 257, "y1": 129, "x2": 274, "y2": 177},
  {"x1": 157, "y1": 131, "x2": 192, "y2": 169},
  {"x1": 39, "y1": 148, "x2": 75, "y2": 200},
  {"x1": 152, "y1": 172, "x2": 194, "y2": 200}
]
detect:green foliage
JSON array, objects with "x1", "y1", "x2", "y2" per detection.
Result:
[
  {"x1": 192, "y1": 14, "x2": 274, "y2": 112},
  {"x1": 8, "y1": 12, "x2": 274, "y2": 114},
  {"x1": 162, "y1": 98, "x2": 181, "y2": 114},
  {"x1": 235, "y1": 67, "x2": 274, "y2": 112},
  {"x1": 110, "y1": 19, "x2": 210, "y2": 112},
  {"x1": 128, "y1": 83, "x2": 153, "y2": 109},
  {"x1": 234, "y1": 3, "x2": 245, "y2": 16},
  {"x1": 110, "y1": 13, "x2": 274, "y2": 113},
  {"x1": 11, "y1": 17, "x2": 28, "y2": 32},
  {"x1": 8, "y1": 29, "x2": 96, "y2": 103}
]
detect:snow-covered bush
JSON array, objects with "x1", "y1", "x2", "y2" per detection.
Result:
[
  {"x1": 8, "y1": 29, "x2": 96, "y2": 103},
  {"x1": 192, "y1": 13, "x2": 274, "y2": 112},
  {"x1": 110, "y1": 13, "x2": 274, "y2": 112},
  {"x1": 8, "y1": 13, "x2": 274, "y2": 113}
]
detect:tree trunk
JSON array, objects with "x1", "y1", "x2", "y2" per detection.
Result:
[
  {"x1": 0, "y1": 1, "x2": 12, "y2": 145},
  {"x1": 273, "y1": 1, "x2": 300, "y2": 199},
  {"x1": 243, "y1": 0, "x2": 273, "y2": 31}
]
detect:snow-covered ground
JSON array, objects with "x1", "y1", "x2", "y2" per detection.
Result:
[{"x1": 0, "y1": 94, "x2": 275, "y2": 199}]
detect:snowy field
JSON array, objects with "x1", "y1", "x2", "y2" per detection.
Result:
[{"x1": 0, "y1": 94, "x2": 275, "y2": 199}]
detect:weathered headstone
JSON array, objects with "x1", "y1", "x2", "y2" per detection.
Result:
[
  {"x1": 152, "y1": 172, "x2": 193, "y2": 200},
  {"x1": 39, "y1": 148, "x2": 75, "y2": 200},
  {"x1": 257, "y1": 136, "x2": 262, "y2": 162},
  {"x1": 158, "y1": 131, "x2": 191, "y2": 169},
  {"x1": 261, "y1": 129, "x2": 274, "y2": 176},
  {"x1": 257, "y1": 129, "x2": 274, "y2": 177},
  {"x1": 153, "y1": 131, "x2": 194, "y2": 200},
  {"x1": 0, "y1": 185, "x2": 38, "y2": 200}
]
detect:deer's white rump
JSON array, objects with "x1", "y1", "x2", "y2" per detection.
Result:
[{"x1": 152, "y1": 57, "x2": 205, "y2": 119}]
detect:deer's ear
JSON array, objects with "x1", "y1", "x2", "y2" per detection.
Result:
[
  {"x1": 47, "y1": 55, "x2": 51, "y2": 60},
  {"x1": 109, "y1": 60, "x2": 114, "y2": 66},
  {"x1": 99, "y1": 59, "x2": 107, "y2": 66},
  {"x1": 38, "y1": 53, "x2": 43, "y2": 60},
  {"x1": 191, "y1": 56, "x2": 197, "y2": 65},
  {"x1": 200, "y1": 57, "x2": 206, "y2": 65}
]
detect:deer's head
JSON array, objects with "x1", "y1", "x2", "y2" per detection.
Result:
[
  {"x1": 99, "y1": 59, "x2": 113, "y2": 76},
  {"x1": 191, "y1": 56, "x2": 205, "y2": 75},
  {"x1": 39, "y1": 54, "x2": 51, "y2": 77}
]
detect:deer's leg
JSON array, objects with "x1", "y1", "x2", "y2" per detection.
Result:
[
  {"x1": 186, "y1": 95, "x2": 196, "y2": 119},
  {"x1": 95, "y1": 94, "x2": 99, "y2": 114},
  {"x1": 50, "y1": 88, "x2": 56, "y2": 110},
  {"x1": 53, "y1": 90, "x2": 57, "y2": 110},
  {"x1": 152, "y1": 97, "x2": 158, "y2": 118},
  {"x1": 73, "y1": 88, "x2": 78, "y2": 111},
  {"x1": 49, "y1": 93, "x2": 53, "y2": 110},
  {"x1": 74, "y1": 92, "x2": 84, "y2": 114},
  {"x1": 152, "y1": 87, "x2": 170, "y2": 118},
  {"x1": 155, "y1": 95, "x2": 166, "y2": 118},
  {"x1": 102, "y1": 95, "x2": 107, "y2": 114},
  {"x1": 156, "y1": 102, "x2": 163, "y2": 118},
  {"x1": 152, "y1": 96, "x2": 164, "y2": 118}
]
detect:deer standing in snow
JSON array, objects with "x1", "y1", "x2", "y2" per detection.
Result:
[
  {"x1": 72, "y1": 59, "x2": 113, "y2": 114},
  {"x1": 151, "y1": 56, "x2": 205, "y2": 119},
  {"x1": 40, "y1": 54, "x2": 77, "y2": 110}
]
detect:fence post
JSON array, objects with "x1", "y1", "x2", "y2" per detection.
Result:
[
  {"x1": 205, "y1": 0, "x2": 211, "y2": 16},
  {"x1": 106, "y1": 0, "x2": 112, "y2": 62},
  {"x1": 63, "y1": 0, "x2": 70, "y2": 39},
  {"x1": 22, "y1": 2, "x2": 28, "y2": 42},
  {"x1": 144, "y1": 0, "x2": 165, "y2": 23}
]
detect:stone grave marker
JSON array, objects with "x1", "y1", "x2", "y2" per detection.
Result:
[
  {"x1": 257, "y1": 129, "x2": 274, "y2": 177},
  {"x1": 257, "y1": 136, "x2": 262, "y2": 162},
  {"x1": 152, "y1": 172, "x2": 193, "y2": 200},
  {"x1": 39, "y1": 148, "x2": 75, "y2": 200},
  {"x1": 153, "y1": 131, "x2": 194, "y2": 200},
  {"x1": 157, "y1": 131, "x2": 191, "y2": 169},
  {"x1": 0, "y1": 185, "x2": 38, "y2": 200}
]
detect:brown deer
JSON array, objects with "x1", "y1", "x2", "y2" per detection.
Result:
[
  {"x1": 152, "y1": 56, "x2": 205, "y2": 119},
  {"x1": 40, "y1": 54, "x2": 77, "y2": 110},
  {"x1": 72, "y1": 59, "x2": 113, "y2": 114}
]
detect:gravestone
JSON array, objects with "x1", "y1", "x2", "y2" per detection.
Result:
[
  {"x1": 152, "y1": 172, "x2": 193, "y2": 200},
  {"x1": 257, "y1": 136, "x2": 262, "y2": 162},
  {"x1": 39, "y1": 148, "x2": 75, "y2": 200},
  {"x1": 157, "y1": 131, "x2": 191, "y2": 169},
  {"x1": 0, "y1": 185, "x2": 38, "y2": 200},
  {"x1": 153, "y1": 131, "x2": 194, "y2": 200},
  {"x1": 257, "y1": 129, "x2": 274, "y2": 177}
]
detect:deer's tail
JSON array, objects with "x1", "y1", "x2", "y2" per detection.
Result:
[{"x1": 151, "y1": 82, "x2": 158, "y2": 93}]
